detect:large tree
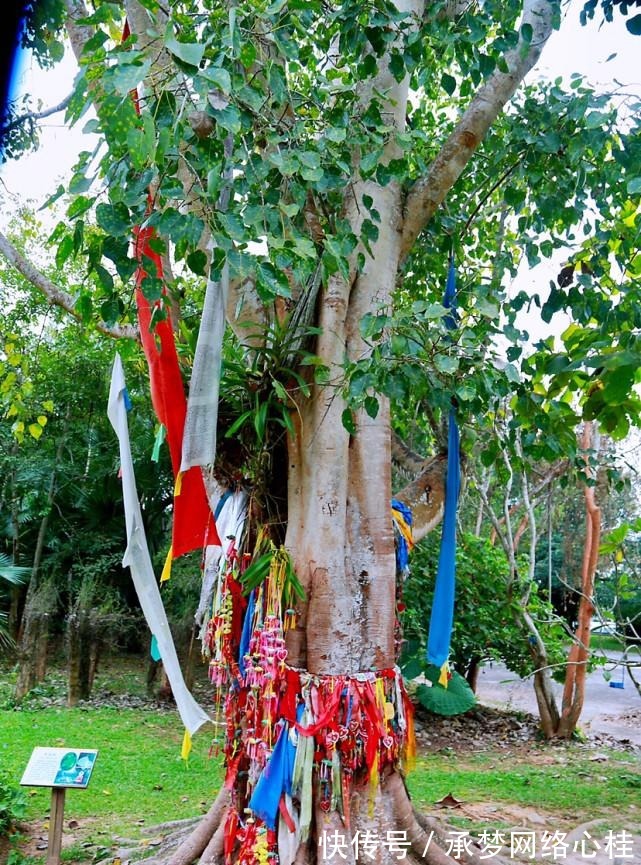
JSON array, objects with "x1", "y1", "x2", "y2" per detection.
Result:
[{"x1": 2, "y1": 0, "x2": 641, "y2": 862}]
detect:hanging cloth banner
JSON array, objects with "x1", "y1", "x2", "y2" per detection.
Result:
[
  {"x1": 133, "y1": 227, "x2": 218, "y2": 560},
  {"x1": 427, "y1": 257, "x2": 461, "y2": 676},
  {"x1": 391, "y1": 498, "x2": 413, "y2": 574},
  {"x1": 179, "y1": 259, "x2": 227, "y2": 475},
  {"x1": 123, "y1": 18, "x2": 218, "y2": 567},
  {"x1": 194, "y1": 489, "x2": 248, "y2": 638},
  {"x1": 108, "y1": 354, "x2": 211, "y2": 744},
  {"x1": 180, "y1": 136, "x2": 233, "y2": 475}
]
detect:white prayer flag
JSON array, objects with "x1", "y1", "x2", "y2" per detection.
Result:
[{"x1": 108, "y1": 354, "x2": 210, "y2": 737}]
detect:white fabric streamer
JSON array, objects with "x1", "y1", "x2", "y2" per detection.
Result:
[
  {"x1": 108, "y1": 354, "x2": 211, "y2": 736},
  {"x1": 179, "y1": 262, "x2": 227, "y2": 473},
  {"x1": 195, "y1": 489, "x2": 248, "y2": 640},
  {"x1": 278, "y1": 793, "x2": 300, "y2": 865}
]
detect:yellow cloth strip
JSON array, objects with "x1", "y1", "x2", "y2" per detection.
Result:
[
  {"x1": 438, "y1": 661, "x2": 449, "y2": 688},
  {"x1": 181, "y1": 729, "x2": 192, "y2": 760},
  {"x1": 161, "y1": 546, "x2": 173, "y2": 583},
  {"x1": 404, "y1": 707, "x2": 416, "y2": 774},
  {"x1": 391, "y1": 508, "x2": 414, "y2": 550},
  {"x1": 174, "y1": 471, "x2": 183, "y2": 497}
]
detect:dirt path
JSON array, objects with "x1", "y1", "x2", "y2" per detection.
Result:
[{"x1": 476, "y1": 656, "x2": 641, "y2": 746}]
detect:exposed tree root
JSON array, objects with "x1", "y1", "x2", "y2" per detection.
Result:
[
  {"x1": 126, "y1": 771, "x2": 522, "y2": 865},
  {"x1": 197, "y1": 814, "x2": 227, "y2": 865},
  {"x1": 149, "y1": 818, "x2": 204, "y2": 833},
  {"x1": 165, "y1": 789, "x2": 229, "y2": 865},
  {"x1": 386, "y1": 773, "x2": 513, "y2": 865}
]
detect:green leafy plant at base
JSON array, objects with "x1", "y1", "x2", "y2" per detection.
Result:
[
  {"x1": 414, "y1": 665, "x2": 476, "y2": 716},
  {"x1": 0, "y1": 769, "x2": 27, "y2": 838}
]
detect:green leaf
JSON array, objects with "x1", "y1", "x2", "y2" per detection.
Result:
[
  {"x1": 257, "y1": 262, "x2": 291, "y2": 298},
  {"x1": 225, "y1": 410, "x2": 253, "y2": 438},
  {"x1": 626, "y1": 14, "x2": 641, "y2": 35},
  {"x1": 388, "y1": 52, "x2": 405, "y2": 83},
  {"x1": 56, "y1": 235, "x2": 74, "y2": 269},
  {"x1": 210, "y1": 104, "x2": 242, "y2": 134},
  {"x1": 187, "y1": 249, "x2": 207, "y2": 275},
  {"x1": 434, "y1": 354, "x2": 459, "y2": 374},
  {"x1": 520, "y1": 23, "x2": 533, "y2": 43},
  {"x1": 165, "y1": 37, "x2": 205, "y2": 68},
  {"x1": 100, "y1": 297, "x2": 122, "y2": 325},
  {"x1": 96, "y1": 203, "x2": 130, "y2": 236},
  {"x1": 39, "y1": 184, "x2": 65, "y2": 211},
  {"x1": 201, "y1": 66, "x2": 232, "y2": 94},
  {"x1": 364, "y1": 395, "x2": 379, "y2": 419},
  {"x1": 67, "y1": 196, "x2": 95, "y2": 219},
  {"x1": 28, "y1": 423, "x2": 44, "y2": 441},
  {"x1": 75, "y1": 294, "x2": 93, "y2": 323},
  {"x1": 254, "y1": 399, "x2": 269, "y2": 442},
  {"x1": 627, "y1": 177, "x2": 641, "y2": 195},
  {"x1": 111, "y1": 59, "x2": 152, "y2": 96},
  {"x1": 341, "y1": 408, "x2": 356, "y2": 435},
  {"x1": 441, "y1": 73, "x2": 456, "y2": 96}
]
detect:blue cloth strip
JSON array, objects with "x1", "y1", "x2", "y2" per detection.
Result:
[
  {"x1": 238, "y1": 588, "x2": 255, "y2": 677},
  {"x1": 427, "y1": 258, "x2": 460, "y2": 668},
  {"x1": 248, "y1": 721, "x2": 296, "y2": 829}
]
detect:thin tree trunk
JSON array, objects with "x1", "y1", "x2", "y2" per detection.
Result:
[
  {"x1": 14, "y1": 414, "x2": 69, "y2": 699},
  {"x1": 557, "y1": 423, "x2": 601, "y2": 738},
  {"x1": 14, "y1": 582, "x2": 57, "y2": 701}
]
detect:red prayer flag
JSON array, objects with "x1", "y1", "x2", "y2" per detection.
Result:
[{"x1": 134, "y1": 226, "x2": 219, "y2": 558}]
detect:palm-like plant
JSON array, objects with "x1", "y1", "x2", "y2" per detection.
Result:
[{"x1": 0, "y1": 553, "x2": 28, "y2": 649}]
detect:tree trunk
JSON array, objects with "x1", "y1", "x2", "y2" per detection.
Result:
[
  {"x1": 556, "y1": 423, "x2": 601, "y2": 738},
  {"x1": 14, "y1": 581, "x2": 56, "y2": 701},
  {"x1": 14, "y1": 414, "x2": 68, "y2": 697},
  {"x1": 147, "y1": 657, "x2": 162, "y2": 697},
  {"x1": 67, "y1": 582, "x2": 104, "y2": 705},
  {"x1": 465, "y1": 657, "x2": 481, "y2": 694},
  {"x1": 158, "y1": 665, "x2": 174, "y2": 702}
]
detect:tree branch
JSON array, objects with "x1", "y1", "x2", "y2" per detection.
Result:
[
  {"x1": 393, "y1": 453, "x2": 447, "y2": 543},
  {"x1": 64, "y1": 0, "x2": 95, "y2": 64},
  {"x1": 0, "y1": 231, "x2": 138, "y2": 341},
  {"x1": 391, "y1": 430, "x2": 430, "y2": 475},
  {"x1": 400, "y1": 0, "x2": 557, "y2": 260},
  {"x1": 2, "y1": 92, "x2": 74, "y2": 135}
]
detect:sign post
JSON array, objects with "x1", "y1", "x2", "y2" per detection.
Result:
[
  {"x1": 46, "y1": 788, "x2": 66, "y2": 865},
  {"x1": 20, "y1": 747, "x2": 98, "y2": 865}
]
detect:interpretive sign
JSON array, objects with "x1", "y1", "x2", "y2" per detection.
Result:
[
  {"x1": 20, "y1": 747, "x2": 98, "y2": 789},
  {"x1": 20, "y1": 748, "x2": 99, "y2": 865}
]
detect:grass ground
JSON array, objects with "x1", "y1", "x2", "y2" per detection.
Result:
[
  {"x1": 1, "y1": 655, "x2": 640, "y2": 862},
  {"x1": 1, "y1": 707, "x2": 224, "y2": 834}
]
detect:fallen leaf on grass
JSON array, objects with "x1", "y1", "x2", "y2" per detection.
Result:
[{"x1": 434, "y1": 793, "x2": 464, "y2": 809}]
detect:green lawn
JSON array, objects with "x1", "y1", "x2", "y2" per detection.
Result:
[
  {"x1": 410, "y1": 751, "x2": 641, "y2": 820},
  {"x1": 1, "y1": 707, "x2": 223, "y2": 835},
  {"x1": 3, "y1": 704, "x2": 641, "y2": 843}
]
